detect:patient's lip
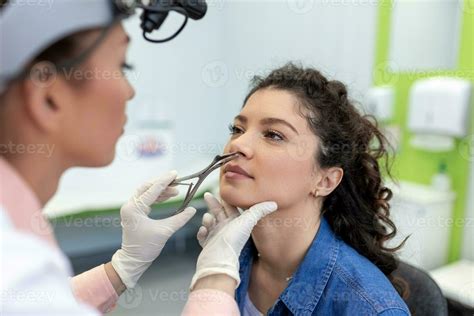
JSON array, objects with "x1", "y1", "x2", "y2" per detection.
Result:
[{"x1": 224, "y1": 164, "x2": 253, "y2": 178}]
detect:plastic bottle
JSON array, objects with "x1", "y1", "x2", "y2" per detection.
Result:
[{"x1": 431, "y1": 161, "x2": 451, "y2": 191}]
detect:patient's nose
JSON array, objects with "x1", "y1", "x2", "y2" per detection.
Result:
[{"x1": 227, "y1": 136, "x2": 254, "y2": 159}]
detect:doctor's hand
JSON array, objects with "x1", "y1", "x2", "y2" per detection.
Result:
[
  {"x1": 111, "y1": 171, "x2": 196, "y2": 289},
  {"x1": 190, "y1": 192, "x2": 277, "y2": 292}
]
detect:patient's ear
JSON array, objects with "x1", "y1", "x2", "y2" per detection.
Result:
[{"x1": 312, "y1": 167, "x2": 343, "y2": 197}]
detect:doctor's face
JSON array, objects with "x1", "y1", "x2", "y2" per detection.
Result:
[
  {"x1": 219, "y1": 88, "x2": 319, "y2": 210},
  {"x1": 58, "y1": 23, "x2": 135, "y2": 167}
]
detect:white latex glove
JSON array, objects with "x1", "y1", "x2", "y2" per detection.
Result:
[
  {"x1": 190, "y1": 192, "x2": 277, "y2": 290},
  {"x1": 111, "y1": 171, "x2": 196, "y2": 289}
]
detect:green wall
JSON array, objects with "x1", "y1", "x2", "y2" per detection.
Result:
[{"x1": 373, "y1": 0, "x2": 474, "y2": 262}]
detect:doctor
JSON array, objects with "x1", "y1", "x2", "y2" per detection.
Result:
[{"x1": 0, "y1": 1, "x2": 277, "y2": 315}]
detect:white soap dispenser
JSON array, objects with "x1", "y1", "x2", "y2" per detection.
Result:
[{"x1": 407, "y1": 77, "x2": 472, "y2": 152}]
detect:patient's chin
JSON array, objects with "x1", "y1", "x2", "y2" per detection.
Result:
[{"x1": 220, "y1": 187, "x2": 255, "y2": 210}]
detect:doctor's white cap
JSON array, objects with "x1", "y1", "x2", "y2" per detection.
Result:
[{"x1": 0, "y1": 0, "x2": 129, "y2": 94}]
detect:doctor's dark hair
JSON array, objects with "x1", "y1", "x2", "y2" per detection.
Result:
[{"x1": 243, "y1": 63, "x2": 407, "y2": 296}]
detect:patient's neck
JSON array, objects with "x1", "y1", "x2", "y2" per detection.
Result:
[{"x1": 251, "y1": 197, "x2": 322, "y2": 280}]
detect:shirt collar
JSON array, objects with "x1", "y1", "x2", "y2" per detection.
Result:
[
  {"x1": 237, "y1": 216, "x2": 339, "y2": 315},
  {"x1": 0, "y1": 157, "x2": 57, "y2": 247}
]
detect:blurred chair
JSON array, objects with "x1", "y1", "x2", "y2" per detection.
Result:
[{"x1": 391, "y1": 261, "x2": 448, "y2": 316}]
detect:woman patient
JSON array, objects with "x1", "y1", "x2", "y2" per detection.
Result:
[{"x1": 207, "y1": 63, "x2": 409, "y2": 315}]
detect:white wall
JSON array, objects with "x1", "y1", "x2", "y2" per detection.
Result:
[{"x1": 217, "y1": 0, "x2": 378, "y2": 143}]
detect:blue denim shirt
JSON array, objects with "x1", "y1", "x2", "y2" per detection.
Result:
[{"x1": 236, "y1": 217, "x2": 410, "y2": 316}]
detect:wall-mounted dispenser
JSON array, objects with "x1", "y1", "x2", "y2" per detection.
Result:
[
  {"x1": 365, "y1": 86, "x2": 395, "y2": 122},
  {"x1": 407, "y1": 77, "x2": 472, "y2": 152}
]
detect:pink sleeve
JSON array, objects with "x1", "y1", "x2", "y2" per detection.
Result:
[
  {"x1": 182, "y1": 289, "x2": 240, "y2": 316},
  {"x1": 71, "y1": 264, "x2": 119, "y2": 314}
]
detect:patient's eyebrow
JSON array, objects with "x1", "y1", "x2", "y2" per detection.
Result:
[
  {"x1": 234, "y1": 115, "x2": 299, "y2": 135},
  {"x1": 234, "y1": 115, "x2": 247, "y2": 123},
  {"x1": 261, "y1": 117, "x2": 299, "y2": 135}
]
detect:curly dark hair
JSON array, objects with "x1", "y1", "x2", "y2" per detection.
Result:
[{"x1": 243, "y1": 63, "x2": 408, "y2": 297}]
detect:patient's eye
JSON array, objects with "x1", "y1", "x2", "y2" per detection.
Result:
[
  {"x1": 228, "y1": 124, "x2": 244, "y2": 135},
  {"x1": 264, "y1": 129, "x2": 285, "y2": 141}
]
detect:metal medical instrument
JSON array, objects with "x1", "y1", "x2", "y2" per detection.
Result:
[{"x1": 171, "y1": 152, "x2": 239, "y2": 214}]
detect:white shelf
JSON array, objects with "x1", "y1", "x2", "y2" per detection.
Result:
[{"x1": 430, "y1": 260, "x2": 474, "y2": 308}]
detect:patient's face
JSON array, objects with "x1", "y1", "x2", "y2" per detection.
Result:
[{"x1": 220, "y1": 88, "x2": 319, "y2": 210}]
